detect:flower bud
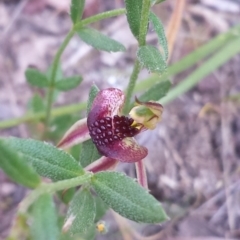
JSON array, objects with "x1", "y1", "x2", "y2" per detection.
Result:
[{"x1": 129, "y1": 98, "x2": 163, "y2": 130}]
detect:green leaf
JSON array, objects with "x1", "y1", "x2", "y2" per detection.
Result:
[
  {"x1": 124, "y1": 0, "x2": 143, "y2": 40},
  {"x1": 134, "y1": 25, "x2": 240, "y2": 93},
  {"x1": 0, "y1": 139, "x2": 40, "y2": 188},
  {"x1": 149, "y1": 11, "x2": 168, "y2": 61},
  {"x1": 94, "y1": 195, "x2": 108, "y2": 222},
  {"x1": 139, "y1": 80, "x2": 171, "y2": 102},
  {"x1": 58, "y1": 187, "x2": 76, "y2": 204},
  {"x1": 80, "y1": 140, "x2": 102, "y2": 168},
  {"x1": 77, "y1": 27, "x2": 126, "y2": 52},
  {"x1": 30, "y1": 194, "x2": 59, "y2": 240},
  {"x1": 55, "y1": 76, "x2": 83, "y2": 91},
  {"x1": 7, "y1": 138, "x2": 84, "y2": 181},
  {"x1": 25, "y1": 68, "x2": 49, "y2": 88},
  {"x1": 137, "y1": 45, "x2": 167, "y2": 74},
  {"x1": 80, "y1": 85, "x2": 101, "y2": 167},
  {"x1": 70, "y1": 144, "x2": 81, "y2": 161},
  {"x1": 91, "y1": 172, "x2": 169, "y2": 223},
  {"x1": 29, "y1": 93, "x2": 45, "y2": 113},
  {"x1": 64, "y1": 188, "x2": 95, "y2": 235},
  {"x1": 87, "y1": 84, "x2": 100, "y2": 114},
  {"x1": 70, "y1": 0, "x2": 85, "y2": 24}
]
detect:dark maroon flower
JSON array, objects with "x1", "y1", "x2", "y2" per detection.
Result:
[{"x1": 87, "y1": 88, "x2": 147, "y2": 163}]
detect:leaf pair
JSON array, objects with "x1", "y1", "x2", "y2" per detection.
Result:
[
  {"x1": 65, "y1": 172, "x2": 169, "y2": 235},
  {"x1": 25, "y1": 68, "x2": 83, "y2": 92}
]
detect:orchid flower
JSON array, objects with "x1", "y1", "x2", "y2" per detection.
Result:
[{"x1": 58, "y1": 88, "x2": 163, "y2": 188}]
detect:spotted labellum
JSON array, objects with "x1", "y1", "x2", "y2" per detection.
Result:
[{"x1": 58, "y1": 88, "x2": 163, "y2": 188}]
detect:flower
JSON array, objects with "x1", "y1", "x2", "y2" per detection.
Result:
[
  {"x1": 86, "y1": 88, "x2": 147, "y2": 163},
  {"x1": 58, "y1": 87, "x2": 163, "y2": 187}
]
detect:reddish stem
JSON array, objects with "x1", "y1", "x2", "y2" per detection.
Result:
[{"x1": 135, "y1": 160, "x2": 148, "y2": 189}]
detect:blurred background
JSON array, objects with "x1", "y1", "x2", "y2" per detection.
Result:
[{"x1": 0, "y1": 0, "x2": 240, "y2": 239}]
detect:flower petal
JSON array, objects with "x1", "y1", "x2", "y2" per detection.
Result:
[
  {"x1": 85, "y1": 156, "x2": 118, "y2": 173},
  {"x1": 97, "y1": 138, "x2": 148, "y2": 163},
  {"x1": 87, "y1": 88, "x2": 125, "y2": 127},
  {"x1": 57, "y1": 118, "x2": 90, "y2": 149}
]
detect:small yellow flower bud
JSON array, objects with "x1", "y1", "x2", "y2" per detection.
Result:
[{"x1": 96, "y1": 221, "x2": 107, "y2": 234}]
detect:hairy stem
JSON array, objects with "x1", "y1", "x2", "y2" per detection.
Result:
[
  {"x1": 19, "y1": 172, "x2": 93, "y2": 213},
  {"x1": 123, "y1": 60, "x2": 141, "y2": 114}
]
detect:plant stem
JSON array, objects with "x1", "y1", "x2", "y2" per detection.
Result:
[
  {"x1": 45, "y1": 28, "x2": 76, "y2": 127},
  {"x1": 123, "y1": 60, "x2": 141, "y2": 114},
  {"x1": 123, "y1": 0, "x2": 151, "y2": 114},
  {"x1": 75, "y1": 8, "x2": 126, "y2": 29},
  {"x1": 19, "y1": 172, "x2": 93, "y2": 213},
  {"x1": 0, "y1": 102, "x2": 87, "y2": 129}
]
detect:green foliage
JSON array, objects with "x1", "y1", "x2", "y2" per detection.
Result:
[
  {"x1": 77, "y1": 27, "x2": 126, "y2": 52},
  {"x1": 94, "y1": 195, "x2": 108, "y2": 222},
  {"x1": 29, "y1": 93, "x2": 46, "y2": 113},
  {"x1": 80, "y1": 85, "x2": 102, "y2": 167},
  {"x1": 58, "y1": 187, "x2": 76, "y2": 204},
  {"x1": 149, "y1": 11, "x2": 168, "y2": 61},
  {"x1": 161, "y1": 37, "x2": 240, "y2": 105},
  {"x1": 64, "y1": 188, "x2": 96, "y2": 235},
  {"x1": 80, "y1": 140, "x2": 102, "y2": 168},
  {"x1": 137, "y1": 45, "x2": 167, "y2": 74},
  {"x1": 124, "y1": 0, "x2": 143, "y2": 40},
  {"x1": 70, "y1": 0, "x2": 85, "y2": 24},
  {"x1": 25, "y1": 68, "x2": 49, "y2": 88},
  {"x1": 6, "y1": 138, "x2": 84, "y2": 181},
  {"x1": 91, "y1": 172, "x2": 169, "y2": 223},
  {"x1": 55, "y1": 76, "x2": 83, "y2": 91},
  {"x1": 87, "y1": 84, "x2": 100, "y2": 114},
  {"x1": 49, "y1": 115, "x2": 79, "y2": 142},
  {"x1": 139, "y1": 80, "x2": 171, "y2": 102},
  {"x1": 1, "y1": 2, "x2": 176, "y2": 238},
  {"x1": 30, "y1": 194, "x2": 59, "y2": 240},
  {"x1": 0, "y1": 139, "x2": 40, "y2": 188}
]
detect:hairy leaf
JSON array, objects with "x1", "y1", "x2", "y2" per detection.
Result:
[
  {"x1": 139, "y1": 80, "x2": 171, "y2": 102},
  {"x1": 124, "y1": 0, "x2": 143, "y2": 40},
  {"x1": 7, "y1": 138, "x2": 84, "y2": 181},
  {"x1": 64, "y1": 188, "x2": 95, "y2": 235},
  {"x1": 70, "y1": 0, "x2": 85, "y2": 24},
  {"x1": 30, "y1": 194, "x2": 59, "y2": 240},
  {"x1": 0, "y1": 139, "x2": 40, "y2": 188},
  {"x1": 91, "y1": 172, "x2": 169, "y2": 223},
  {"x1": 137, "y1": 45, "x2": 167, "y2": 74},
  {"x1": 149, "y1": 11, "x2": 168, "y2": 61},
  {"x1": 77, "y1": 27, "x2": 126, "y2": 52}
]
